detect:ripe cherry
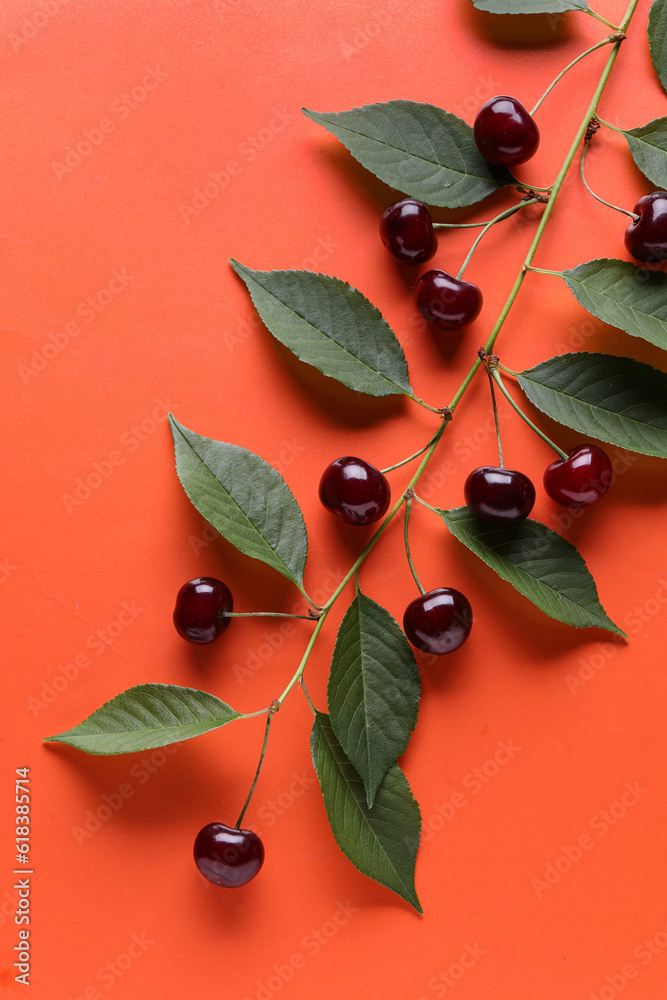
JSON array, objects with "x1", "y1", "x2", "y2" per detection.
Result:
[
  {"x1": 173, "y1": 577, "x2": 233, "y2": 644},
  {"x1": 380, "y1": 198, "x2": 437, "y2": 265},
  {"x1": 403, "y1": 588, "x2": 473, "y2": 655},
  {"x1": 543, "y1": 444, "x2": 613, "y2": 508},
  {"x1": 465, "y1": 466, "x2": 536, "y2": 525},
  {"x1": 473, "y1": 96, "x2": 540, "y2": 167},
  {"x1": 194, "y1": 822, "x2": 264, "y2": 888},
  {"x1": 414, "y1": 269, "x2": 483, "y2": 329},
  {"x1": 319, "y1": 457, "x2": 390, "y2": 526},
  {"x1": 624, "y1": 191, "x2": 667, "y2": 264}
]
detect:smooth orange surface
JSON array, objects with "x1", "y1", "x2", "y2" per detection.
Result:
[{"x1": 3, "y1": 0, "x2": 667, "y2": 996}]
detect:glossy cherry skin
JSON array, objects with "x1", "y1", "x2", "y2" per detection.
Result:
[
  {"x1": 464, "y1": 466, "x2": 536, "y2": 525},
  {"x1": 624, "y1": 191, "x2": 667, "y2": 264},
  {"x1": 414, "y1": 269, "x2": 483, "y2": 329},
  {"x1": 319, "y1": 457, "x2": 390, "y2": 526},
  {"x1": 543, "y1": 444, "x2": 613, "y2": 508},
  {"x1": 403, "y1": 588, "x2": 473, "y2": 655},
  {"x1": 473, "y1": 96, "x2": 540, "y2": 167},
  {"x1": 194, "y1": 822, "x2": 264, "y2": 888},
  {"x1": 173, "y1": 577, "x2": 233, "y2": 644},
  {"x1": 380, "y1": 198, "x2": 437, "y2": 265}
]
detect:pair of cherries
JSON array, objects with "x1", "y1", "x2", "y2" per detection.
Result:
[{"x1": 465, "y1": 442, "x2": 613, "y2": 521}]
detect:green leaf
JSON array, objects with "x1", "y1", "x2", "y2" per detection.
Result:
[
  {"x1": 624, "y1": 117, "x2": 667, "y2": 187},
  {"x1": 44, "y1": 684, "x2": 241, "y2": 755},
  {"x1": 649, "y1": 0, "x2": 667, "y2": 95},
  {"x1": 327, "y1": 591, "x2": 420, "y2": 808},
  {"x1": 561, "y1": 259, "x2": 667, "y2": 351},
  {"x1": 302, "y1": 102, "x2": 514, "y2": 209},
  {"x1": 470, "y1": 0, "x2": 590, "y2": 12},
  {"x1": 311, "y1": 711, "x2": 422, "y2": 912},
  {"x1": 439, "y1": 508, "x2": 625, "y2": 637},
  {"x1": 169, "y1": 415, "x2": 308, "y2": 588},
  {"x1": 230, "y1": 261, "x2": 412, "y2": 398},
  {"x1": 516, "y1": 352, "x2": 667, "y2": 458}
]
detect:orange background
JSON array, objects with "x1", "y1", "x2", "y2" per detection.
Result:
[{"x1": 3, "y1": 0, "x2": 667, "y2": 997}]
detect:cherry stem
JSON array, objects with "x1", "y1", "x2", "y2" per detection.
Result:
[
  {"x1": 433, "y1": 221, "x2": 494, "y2": 230},
  {"x1": 403, "y1": 494, "x2": 426, "y2": 595},
  {"x1": 235, "y1": 701, "x2": 279, "y2": 828},
  {"x1": 580, "y1": 137, "x2": 639, "y2": 220},
  {"x1": 530, "y1": 37, "x2": 616, "y2": 117},
  {"x1": 457, "y1": 199, "x2": 540, "y2": 280},
  {"x1": 480, "y1": 351, "x2": 504, "y2": 467},
  {"x1": 381, "y1": 426, "x2": 445, "y2": 474},
  {"x1": 491, "y1": 367, "x2": 568, "y2": 460},
  {"x1": 220, "y1": 611, "x2": 319, "y2": 620}
]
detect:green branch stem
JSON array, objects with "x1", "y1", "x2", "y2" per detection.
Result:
[
  {"x1": 250, "y1": 0, "x2": 639, "y2": 770},
  {"x1": 491, "y1": 368, "x2": 568, "y2": 460},
  {"x1": 530, "y1": 36, "x2": 617, "y2": 117}
]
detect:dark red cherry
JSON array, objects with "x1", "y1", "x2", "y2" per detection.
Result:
[
  {"x1": 624, "y1": 191, "x2": 667, "y2": 264},
  {"x1": 473, "y1": 96, "x2": 540, "y2": 167},
  {"x1": 380, "y1": 198, "x2": 437, "y2": 265},
  {"x1": 403, "y1": 588, "x2": 473, "y2": 655},
  {"x1": 194, "y1": 822, "x2": 264, "y2": 888},
  {"x1": 414, "y1": 269, "x2": 482, "y2": 329},
  {"x1": 173, "y1": 577, "x2": 233, "y2": 644},
  {"x1": 543, "y1": 444, "x2": 613, "y2": 508},
  {"x1": 319, "y1": 456, "x2": 390, "y2": 526},
  {"x1": 464, "y1": 466, "x2": 536, "y2": 525}
]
